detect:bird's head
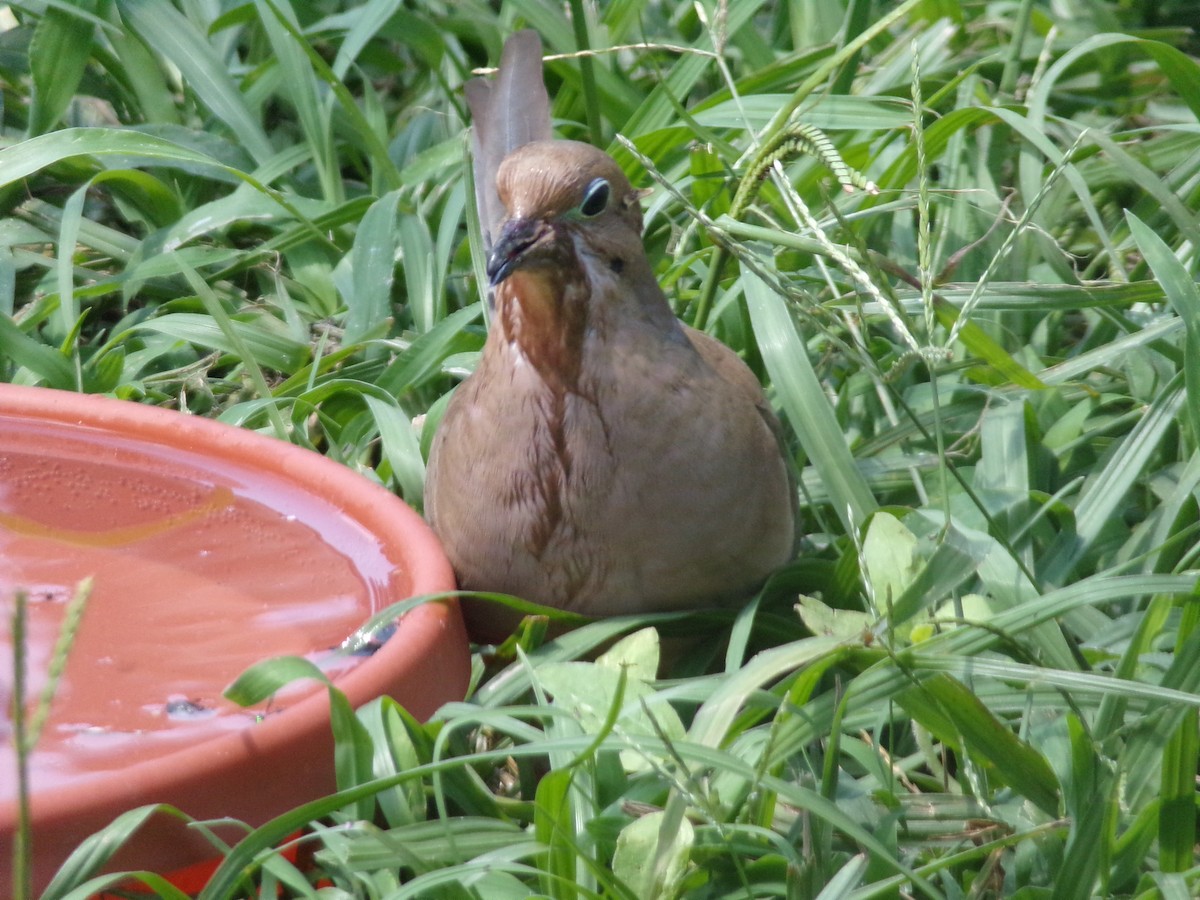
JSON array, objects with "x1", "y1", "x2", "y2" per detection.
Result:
[
  {"x1": 481, "y1": 139, "x2": 672, "y2": 388},
  {"x1": 486, "y1": 140, "x2": 646, "y2": 289}
]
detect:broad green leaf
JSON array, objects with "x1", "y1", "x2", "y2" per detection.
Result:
[
  {"x1": 538, "y1": 658, "x2": 685, "y2": 772},
  {"x1": 596, "y1": 627, "x2": 661, "y2": 683},
  {"x1": 376, "y1": 303, "x2": 484, "y2": 397},
  {"x1": 120, "y1": 0, "x2": 275, "y2": 164},
  {"x1": 224, "y1": 655, "x2": 330, "y2": 706},
  {"x1": 689, "y1": 142, "x2": 730, "y2": 216},
  {"x1": 341, "y1": 190, "x2": 402, "y2": 346},
  {"x1": 356, "y1": 698, "x2": 426, "y2": 828},
  {"x1": 28, "y1": 1, "x2": 99, "y2": 137},
  {"x1": 533, "y1": 768, "x2": 578, "y2": 899},
  {"x1": 1159, "y1": 708, "x2": 1199, "y2": 873},
  {"x1": 611, "y1": 810, "x2": 693, "y2": 900},
  {"x1": 898, "y1": 673, "x2": 1060, "y2": 816},
  {"x1": 1051, "y1": 715, "x2": 1110, "y2": 900},
  {"x1": 0, "y1": 128, "x2": 224, "y2": 191},
  {"x1": 136, "y1": 313, "x2": 309, "y2": 374},
  {"x1": 796, "y1": 594, "x2": 872, "y2": 640},
  {"x1": 1040, "y1": 377, "x2": 1185, "y2": 585},
  {"x1": 861, "y1": 510, "x2": 920, "y2": 616},
  {"x1": 254, "y1": 0, "x2": 340, "y2": 202},
  {"x1": 933, "y1": 296, "x2": 1046, "y2": 388},
  {"x1": 743, "y1": 270, "x2": 876, "y2": 533},
  {"x1": 697, "y1": 94, "x2": 912, "y2": 131},
  {"x1": 362, "y1": 392, "x2": 425, "y2": 503},
  {"x1": 1127, "y1": 211, "x2": 1200, "y2": 447},
  {"x1": 689, "y1": 636, "x2": 843, "y2": 747},
  {"x1": 40, "y1": 805, "x2": 192, "y2": 900},
  {"x1": 397, "y1": 211, "x2": 438, "y2": 334},
  {"x1": 0, "y1": 312, "x2": 76, "y2": 387}
]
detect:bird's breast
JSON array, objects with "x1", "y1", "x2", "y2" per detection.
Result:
[{"x1": 496, "y1": 269, "x2": 590, "y2": 393}]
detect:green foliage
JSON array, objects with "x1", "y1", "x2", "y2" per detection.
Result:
[{"x1": 4, "y1": 0, "x2": 1200, "y2": 896}]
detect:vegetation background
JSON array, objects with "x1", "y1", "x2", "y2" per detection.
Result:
[{"x1": 3, "y1": 0, "x2": 1200, "y2": 896}]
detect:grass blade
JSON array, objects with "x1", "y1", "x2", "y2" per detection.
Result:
[{"x1": 743, "y1": 270, "x2": 876, "y2": 533}]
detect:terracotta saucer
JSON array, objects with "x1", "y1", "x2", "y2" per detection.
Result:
[{"x1": 0, "y1": 385, "x2": 466, "y2": 891}]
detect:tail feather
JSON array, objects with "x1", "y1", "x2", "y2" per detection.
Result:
[{"x1": 466, "y1": 30, "x2": 551, "y2": 248}]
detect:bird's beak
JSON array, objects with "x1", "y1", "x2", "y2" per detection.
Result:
[{"x1": 487, "y1": 217, "x2": 550, "y2": 287}]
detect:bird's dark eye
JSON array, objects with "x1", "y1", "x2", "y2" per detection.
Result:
[{"x1": 579, "y1": 178, "x2": 611, "y2": 217}]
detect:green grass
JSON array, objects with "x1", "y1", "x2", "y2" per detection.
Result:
[{"x1": 4, "y1": 0, "x2": 1200, "y2": 896}]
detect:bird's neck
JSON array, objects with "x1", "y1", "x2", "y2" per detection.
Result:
[
  {"x1": 490, "y1": 253, "x2": 682, "y2": 394},
  {"x1": 494, "y1": 269, "x2": 588, "y2": 393}
]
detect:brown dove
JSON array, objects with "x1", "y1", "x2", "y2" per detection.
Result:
[{"x1": 424, "y1": 31, "x2": 795, "y2": 636}]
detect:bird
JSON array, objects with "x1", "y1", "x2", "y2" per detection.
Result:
[{"x1": 424, "y1": 31, "x2": 796, "y2": 639}]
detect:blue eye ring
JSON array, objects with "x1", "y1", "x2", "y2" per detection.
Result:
[{"x1": 580, "y1": 178, "x2": 611, "y2": 217}]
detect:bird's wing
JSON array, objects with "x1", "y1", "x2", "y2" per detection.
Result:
[
  {"x1": 684, "y1": 325, "x2": 801, "y2": 553},
  {"x1": 465, "y1": 30, "x2": 552, "y2": 250}
]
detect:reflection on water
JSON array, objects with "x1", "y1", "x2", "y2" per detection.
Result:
[{"x1": 0, "y1": 417, "x2": 404, "y2": 797}]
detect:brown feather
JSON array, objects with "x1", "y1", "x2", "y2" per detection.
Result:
[{"x1": 466, "y1": 30, "x2": 551, "y2": 248}]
